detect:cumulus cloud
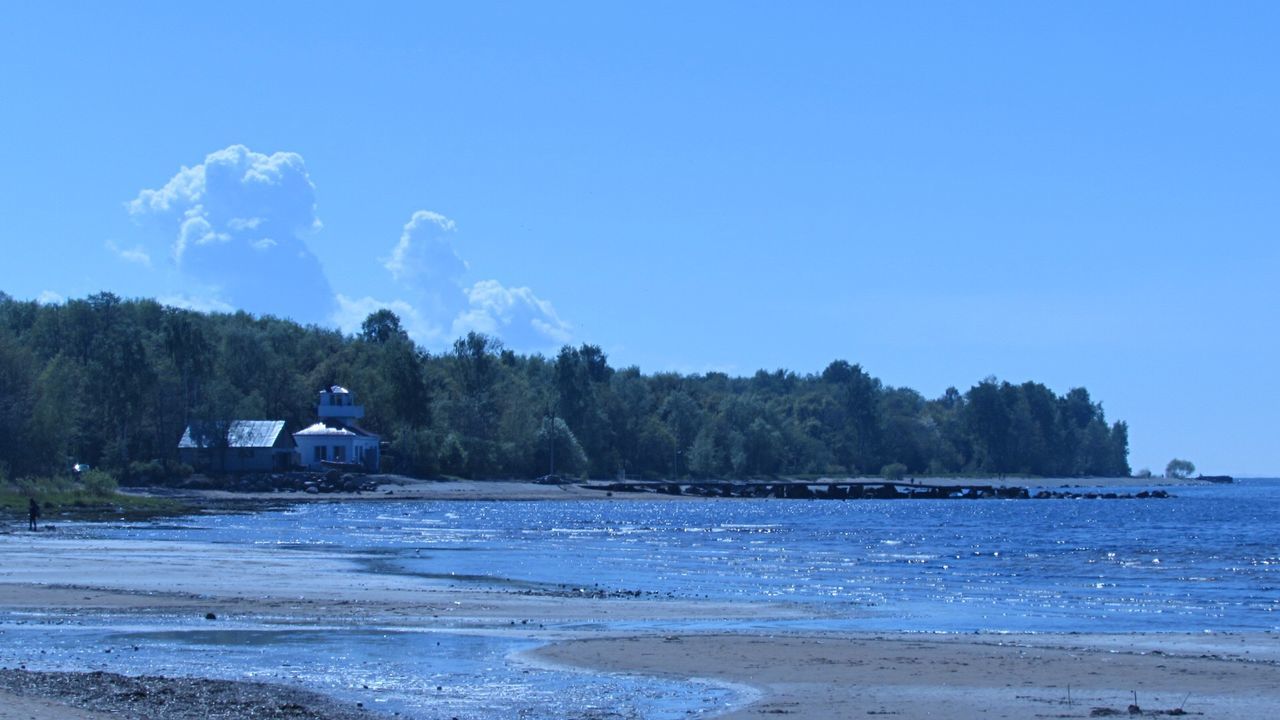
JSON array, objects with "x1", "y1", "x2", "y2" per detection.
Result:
[
  {"x1": 37, "y1": 290, "x2": 64, "y2": 305},
  {"x1": 331, "y1": 209, "x2": 572, "y2": 352},
  {"x1": 128, "y1": 145, "x2": 334, "y2": 325},
  {"x1": 453, "y1": 280, "x2": 572, "y2": 349},
  {"x1": 383, "y1": 210, "x2": 466, "y2": 283},
  {"x1": 105, "y1": 240, "x2": 152, "y2": 267}
]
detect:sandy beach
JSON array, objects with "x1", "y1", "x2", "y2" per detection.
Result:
[
  {"x1": 1, "y1": 479, "x2": 1274, "y2": 719},
  {"x1": 534, "y1": 633, "x2": 1280, "y2": 719}
]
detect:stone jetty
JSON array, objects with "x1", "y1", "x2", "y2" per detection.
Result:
[{"x1": 588, "y1": 480, "x2": 1171, "y2": 501}]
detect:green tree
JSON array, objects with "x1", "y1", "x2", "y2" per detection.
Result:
[
  {"x1": 881, "y1": 462, "x2": 907, "y2": 481},
  {"x1": 687, "y1": 425, "x2": 722, "y2": 478},
  {"x1": 388, "y1": 424, "x2": 439, "y2": 477},
  {"x1": 360, "y1": 309, "x2": 408, "y2": 344},
  {"x1": 29, "y1": 355, "x2": 87, "y2": 474},
  {"x1": 964, "y1": 378, "x2": 1009, "y2": 472},
  {"x1": 0, "y1": 331, "x2": 38, "y2": 476},
  {"x1": 659, "y1": 391, "x2": 701, "y2": 465},
  {"x1": 534, "y1": 416, "x2": 587, "y2": 477},
  {"x1": 445, "y1": 333, "x2": 503, "y2": 476},
  {"x1": 1165, "y1": 458, "x2": 1195, "y2": 479},
  {"x1": 823, "y1": 361, "x2": 882, "y2": 473}
]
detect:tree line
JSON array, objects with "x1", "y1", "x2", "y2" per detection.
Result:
[{"x1": 0, "y1": 292, "x2": 1130, "y2": 481}]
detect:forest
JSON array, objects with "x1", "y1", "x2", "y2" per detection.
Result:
[{"x1": 0, "y1": 292, "x2": 1130, "y2": 482}]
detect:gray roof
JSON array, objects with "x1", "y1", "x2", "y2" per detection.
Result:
[{"x1": 179, "y1": 420, "x2": 288, "y2": 449}]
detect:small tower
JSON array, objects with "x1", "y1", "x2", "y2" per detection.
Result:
[{"x1": 317, "y1": 385, "x2": 364, "y2": 422}]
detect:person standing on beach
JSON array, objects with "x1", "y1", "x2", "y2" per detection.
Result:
[{"x1": 28, "y1": 498, "x2": 40, "y2": 531}]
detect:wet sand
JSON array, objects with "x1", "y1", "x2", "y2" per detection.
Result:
[
  {"x1": 534, "y1": 633, "x2": 1280, "y2": 719},
  {"x1": 0, "y1": 688, "x2": 114, "y2": 720}
]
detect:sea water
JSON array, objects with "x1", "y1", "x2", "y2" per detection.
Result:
[
  {"x1": 89, "y1": 478, "x2": 1280, "y2": 632},
  {"x1": 3, "y1": 478, "x2": 1277, "y2": 718}
]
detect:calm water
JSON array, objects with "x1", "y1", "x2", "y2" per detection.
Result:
[
  {"x1": 3, "y1": 479, "x2": 1277, "y2": 718},
  {"x1": 92, "y1": 478, "x2": 1280, "y2": 633}
]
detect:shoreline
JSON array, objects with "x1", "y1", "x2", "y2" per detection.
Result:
[{"x1": 116, "y1": 473, "x2": 1216, "y2": 506}]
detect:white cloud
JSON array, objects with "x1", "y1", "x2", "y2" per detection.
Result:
[
  {"x1": 129, "y1": 144, "x2": 334, "y2": 324},
  {"x1": 128, "y1": 161, "x2": 205, "y2": 215},
  {"x1": 175, "y1": 211, "x2": 226, "y2": 259},
  {"x1": 36, "y1": 290, "x2": 64, "y2": 305},
  {"x1": 227, "y1": 217, "x2": 263, "y2": 231},
  {"x1": 105, "y1": 239, "x2": 152, "y2": 267},
  {"x1": 158, "y1": 294, "x2": 235, "y2": 314},
  {"x1": 383, "y1": 210, "x2": 466, "y2": 284},
  {"x1": 360, "y1": 209, "x2": 574, "y2": 352},
  {"x1": 453, "y1": 279, "x2": 572, "y2": 349},
  {"x1": 128, "y1": 145, "x2": 318, "y2": 224}
]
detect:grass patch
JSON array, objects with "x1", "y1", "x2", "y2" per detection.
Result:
[{"x1": 1, "y1": 471, "x2": 187, "y2": 521}]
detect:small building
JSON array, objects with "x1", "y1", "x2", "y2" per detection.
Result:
[
  {"x1": 178, "y1": 420, "x2": 295, "y2": 473},
  {"x1": 293, "y1": 386, "x2": 381, "y2": 471}
]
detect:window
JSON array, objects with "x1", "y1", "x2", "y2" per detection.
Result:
[
  {"x1": 314, "y1": 446, "x2": 327, "y2": 461},
  {"x1": 334, "y1": 445, "x2": 346, "y2": 461}
]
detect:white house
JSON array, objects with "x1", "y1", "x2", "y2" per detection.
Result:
[{"x1": 292, "y1": 386, "x2": 381, "y2": 471}]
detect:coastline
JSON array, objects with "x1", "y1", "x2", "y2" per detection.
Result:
[{"x1": 120, "y1": 473, "x2": 1213, "y2": 506}]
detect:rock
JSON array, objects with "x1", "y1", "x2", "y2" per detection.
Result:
[
  {"x1": 786, "y1": 484, "x2": 815, "y2": 499},
  {"x1": 871, "y1": 484, "x2": 902, "y2": 499},
  {"x1": 204, "y1": 612, "x2": 217, "y2": 620}
]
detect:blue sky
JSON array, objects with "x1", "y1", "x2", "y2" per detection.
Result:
[{"x1": 2, "y1": 3, "x2": 1277, "y2": 475}]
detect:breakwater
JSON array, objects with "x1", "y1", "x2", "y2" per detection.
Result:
[{"x1": 591, "y1": 480, "x2": 1171, "y2": 500}]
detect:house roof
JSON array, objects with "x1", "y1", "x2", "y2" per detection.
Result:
[
  {"x1": 294, "y1": 421, "x2": 379, "y2": 439},
  {"x1": 294, "y1": 422, "x2": 356, "y2": 437},
  {"x1": 179, "y1": 420, "x2": 288, "y2": 449}
]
